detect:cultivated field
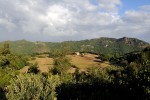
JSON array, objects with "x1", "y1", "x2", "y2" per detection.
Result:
[{"x1": 20, "y1": 53, "x2": 111, "y2": 73}]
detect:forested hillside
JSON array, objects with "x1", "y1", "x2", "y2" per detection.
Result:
[{"x1": 0, "y1": 37, "x2": 148, "y2": 56}]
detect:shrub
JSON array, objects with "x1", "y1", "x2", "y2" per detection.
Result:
[
  {"x1": 51, "y1": 56, "x2": 71, "y2": 75},
  {"x1": 0, "y1": 54, "x2": 28, "y2": 70},
  {"x1": 0, "y1": 56, "x2": 9, "y2": 67},
  {"x1": 6, "y1": 74, "x2": 61, "y2": 100},
  {"x1": 98, "y1": 54, "x2": 110, "y2": 61},
  {"x1": 0, "y1": 41, "x2": 10, "y2": 56},
  {"x1": 7, "y1": 54, "x2": 28, "y2": 70},
  {"x1": 0, "y1": 68, "x2": 19, "y2": 88},
  {"x1": 27, "y1": 63, "x2": 40, "y2": 74}
]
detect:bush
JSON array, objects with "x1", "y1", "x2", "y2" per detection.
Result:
[
  {"x1": 99, "y1": 54, "x2": 110, "y2": 61},
  {"x1": 6, "y1": 74, "x2": 61, "y2": 100},
  {"x1": 27, "y1": 63, "x2": 40, "y2": 74},
  {"x1": 0, "y1": 68, "x2": 19, "y2": 88},
  {"x1": 0, "y1": 54, "x2": 28, "y2": 70},
  {"x1": 88, "y1": 67, "x2": 112, "y2": 84},
  {"x1": 0, "y1": 56, "x2": 10, "y2": 67},
  {"x1": 7, "y1": 54, "x2": 28, "y2": 70},
  {"x1": 0, "y1": 41, "x2": 10, "y2": 56},
  {"x1": 51, "y1": 56, "x2": 71, "y2": 75}
]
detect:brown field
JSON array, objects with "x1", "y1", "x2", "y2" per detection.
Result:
[
  {"x1": 20, "y1": 53, "x2": 111, "y2": 73},
  {"x1": 20, "y1": 54, "x2": 53, "y2": 73}
]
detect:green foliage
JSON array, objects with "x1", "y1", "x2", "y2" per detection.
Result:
[
  {"x1": 49, "y1": 49, "x2": 66, "y2": 58},
  {"x1": 0, "y1": 42, "x2": 11, "y2": 67},
  {"x1": 0, "y1": 68, "x2": 19, "y2": 88},
  {"x1": 50, "y1": 47, "x2": 72, "y2": 75},
  {"x1": 0, "y1": 42, "x2": 28, "y2": 70},
  {"x1": 138, "y1": 65, "x2": 150, "y2": 98},
  {"x1": 60, "y1": 73, "x2": 75, "y2": 84},
  {"x1": 127, "y1": 62, "x2": 139, "y2": 77},
  {"x1": 52, "y1": 56, "x2": 71, "y2": 75},
  {"x1": 56, "y1": 46, "x2": 150, "y2": 99},
  {"x1": 0, "y1": 41, "x2": 10, "y2": 56},
  {"x1": 0, "y1": 56, "x2": 10, "y2": 67},
  {"x1": 7, "y1": 54, "x2": 28, "y2": 69},
  {"x1": 6, "y1": 73, "x2": 61, "y2": 100},
  {"x1": 98, "y1": 54, "x2": 110, "y2": 61},
  {"x1": 0, "y1": 41, "x2": 149, "y2": 99},
  {"x1": 0, "y1": 37, "x2": 147, "y2": 56},
  {"x1": 49, "y1": 44, "x2": 70, "y2": 58},
  {"x1": 9, "y1": 40, "x2": 36, "y2": 55},
  {"x1": 110, "y1": 46, "x2": 150, "y2": 99},
  {"x1": 27, "y1": 63, "x2": 40, "y2": 74},
  {"x1": 89, "y1": 67, "x2": 110, "y2": 81}
]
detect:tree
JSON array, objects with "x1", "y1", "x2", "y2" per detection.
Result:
[
  {"x1": 1, "y1": 41, "x2": 10, "y2": 56},
  {"x1": 99, "y1": 54, "x2": 110, "y2": 61},
  {"x1": 50, "y1": 47, "x2": 72, "y2": 75},
  {"x1": 52, "y1": 56, "x2": 71, "y2": 75}
]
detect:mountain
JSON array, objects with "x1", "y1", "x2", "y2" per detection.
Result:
[{"x1": 0, "y1": 37, "x2": 149, "y2": 56}]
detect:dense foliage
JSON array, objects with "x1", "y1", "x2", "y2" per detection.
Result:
[
  {"x1": 50, "y1": 48, "x2": 73, "y2": 75},
  {"x1": 0, "y1": 42, "x2": 28, "y2": 99},
  {"x1": 56, "y1": 45, "x2": 150, "y2": 99},
  {"x1": 0, "y1": 37, "x2": 148, "y2": 56},
  {"x1": 0, "y1": 42, "x2": 28, "y2": 70},
  {"x1": 6, "y1": 74, "x2": 61, "y2": 100},
  {"x1": 0, "y1": 42, "x2": 149, "y2": 100}
]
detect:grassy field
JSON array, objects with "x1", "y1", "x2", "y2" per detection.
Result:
[
  {"x1": 69, "y1": 54, "x2": 110, "y2": 69},
  {"x1": 20, "y1": 54, "x2": 111, "y2": 73},
  {"x1": 20, "y1": 54, "x2": 53, "y2": 73}
]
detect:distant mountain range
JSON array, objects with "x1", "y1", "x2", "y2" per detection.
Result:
[{"x1": 0, "y1": 37, "x2": 149, "y2": 56}]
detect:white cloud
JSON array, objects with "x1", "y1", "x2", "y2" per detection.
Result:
[
  {"x1": 43, "y1": 5, "x2": 71, "y2": 26},
  {"x1": 97, "y1": 0, "x2": 122, "y2": 13},
  {"x1": 0, "y1": 17, "x2": 16, "y2": 32},
  {"x1": 0, "y1": 0, "x2": 149, "y2": 42}
]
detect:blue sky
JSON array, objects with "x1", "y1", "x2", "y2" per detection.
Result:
[
  {"x1": 121, "y1": 0, "x2": 150, "y2": 14},
  {"x1": 0, "y1": 0, "x2": 150, "y2": 42}
]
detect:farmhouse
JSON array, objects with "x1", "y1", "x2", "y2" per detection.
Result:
[{"x1": 74, "y1": 52, "x2": 80, "y2": 55}]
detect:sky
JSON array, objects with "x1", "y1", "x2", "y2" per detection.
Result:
[{"x1": 0, "y1": 0, "x2": 150, "y2": 42}]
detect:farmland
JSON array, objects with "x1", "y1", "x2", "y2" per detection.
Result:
[{"x1": 20, "y1": 53, "x2": 111, "y2": 73}]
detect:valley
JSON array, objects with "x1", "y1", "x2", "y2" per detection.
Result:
[{"x1": 0, "y1": 38, "x2": 149, "y2": 100}]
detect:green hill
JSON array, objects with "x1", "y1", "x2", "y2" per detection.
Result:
[{"x1": 0, "y1": 37, "x2": 149, "y2": 55}]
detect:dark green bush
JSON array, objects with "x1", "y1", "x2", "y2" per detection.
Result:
[{"x1": 27, "y1": 63, "x2": 40, "y2": 74}]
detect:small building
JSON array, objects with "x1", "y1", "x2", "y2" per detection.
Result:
[{"x1": 74, "y1": 52, "x2": 80, "y2": 56}]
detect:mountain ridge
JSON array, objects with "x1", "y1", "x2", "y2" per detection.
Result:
[{"x1": 0, "y1": 37, "x2": 149, "y2": 55}]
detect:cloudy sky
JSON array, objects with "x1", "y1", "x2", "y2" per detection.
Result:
[{"x1": 0, "y1": 0, "x2": 150, "y2": 42}]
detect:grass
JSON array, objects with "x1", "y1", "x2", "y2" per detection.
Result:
[
  {"x1": 20, "y1": 53, "x2": 111, "y2": 73},
  {"x1": 69, "y1": 55, "x2": 99, "y2": 69},
  {"x1": 20, "y1": 57, "x2": 53, "y2": 73}
]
